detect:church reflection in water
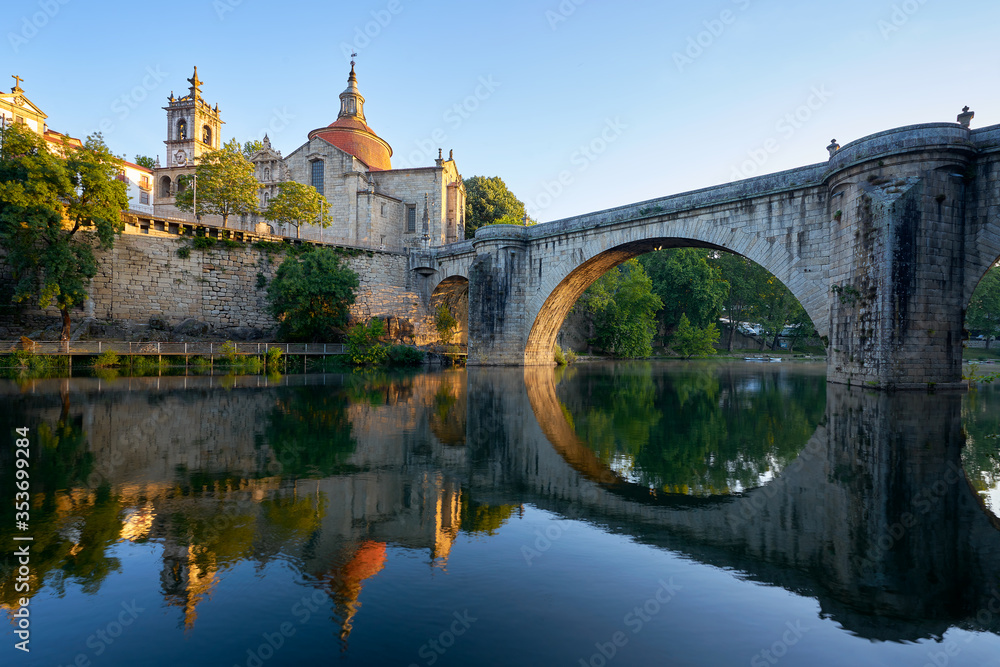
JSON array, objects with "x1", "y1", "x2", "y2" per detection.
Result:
[{"x1": 2, "y1": 363, "x2": 1000, "y2": 647}]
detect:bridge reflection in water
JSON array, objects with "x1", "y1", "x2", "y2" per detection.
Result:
[{"x1": 2, "y1": 364, "x2": 1000, "y2": 663}]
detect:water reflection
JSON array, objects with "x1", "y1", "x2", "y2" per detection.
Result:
[{"x1": 2, "y1": 365, "x2": 1000, "y2": 665}]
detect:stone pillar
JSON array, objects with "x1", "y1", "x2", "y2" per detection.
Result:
[
  {"x1": 467, "y1": 226, "x2": 529, "y2": 365},
  {"x1": 825, "y1": 125, "x2": 975, "y2": 389}
]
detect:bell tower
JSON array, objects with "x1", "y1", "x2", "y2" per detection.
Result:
[
  {"x1": 163, "y1": 66, "x2": 223, "y2": 169},
  {"x1": 155, "y1": 67, "x2": 224, "y2": 205}
]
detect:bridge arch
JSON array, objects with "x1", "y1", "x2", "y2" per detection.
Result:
[{"x1": 523, "y1": 226, "x2": 828, "y2": 365}]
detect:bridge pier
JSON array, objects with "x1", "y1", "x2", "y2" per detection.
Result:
[{"x1": 825, "y1": 127, "x2": 974, "y2": 389}]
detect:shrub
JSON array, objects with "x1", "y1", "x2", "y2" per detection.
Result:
[
  {"x1": 267, "y1": 249, "x2": 359, "y2": 342},
  {"x1": 553, "y1": 344, "x2": 567, "y2": 366},
  {"x1": 176, "y1": 246, "x2": 191, "y2": 259},
  {"x1": 192, "y1": 236, "x2": 217, "y2": 250},
  {"x1": 265, "y1": 346, "x2": 283, "y2": 369},
  {"x1": 94, "y1": 350, "x2": 120, "y2": 368},
  {"x1": 565, "y1": 350, "x2": 578, "y2": 364},
  {"x1": 347, "y1": 319, "x2": 388, "y2": 366},
  {"x1": 387, "y1": 345, "x2": 425, "y2": 367},
  {"x1": 220, "y1": 340, "x2": 240, "y2": 364}
]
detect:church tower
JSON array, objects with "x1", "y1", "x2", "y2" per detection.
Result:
[{"x1": 155, "y1": 67, "x2": 224, "y2": 205}]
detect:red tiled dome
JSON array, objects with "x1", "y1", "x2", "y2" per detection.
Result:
[{"x1": 309, "y1": 65, "x2": 392, "y2": 171}]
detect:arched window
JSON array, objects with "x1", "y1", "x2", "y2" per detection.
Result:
[
  {"x1": 159, "y1": 175, "x2": 172, "y2": 197},
  {"x1": 177, "y1": 119, "x2": 187, "y2": 140},
  {"x1": 202, "y1": 125, "x2": 212, "y2": 144}
]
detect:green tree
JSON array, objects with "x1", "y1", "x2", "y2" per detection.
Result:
[
  {"x1": 709, "y1": 252, "x2": 769, "y2": 351},
  {"x1": 242, "y1": 139, "x2": 265, "y2": 158},
  {"x1": 175, "y1": 138, "x2": 258, "y2": 228},
  {"x1": 671, "y1": 313, "x2": 720, "y2": 358},
  {"x1": 267, "y1": 248, "x2": 359, "y2": 341},
  {"x1": 578, "y1": 259, "x2": 663, "y2": 358},
  {"x1": 753, "y1": 275, "x2": 801, "y2": 351},
  {"x1": 464, "y1": 175, "x2": 530, "y2": 239},
  {"x1": 0, "y1": 123, "x2": 129, "y2": 339},
  {"x1": 264, "y1": 181, "x2": 330, "y2": 239},
  {"x1": 133, "y1": 155, "x2": 155, "y2": 169},
  {"x1": 967, "y1": 266, "x2": 1000, "y2": 349},
  {"x1": 435, "y1": 303, "x2": 458, "y2": 344},
  {"x1": 640, "y1": 248, "x2": 727, "y2": 343}
]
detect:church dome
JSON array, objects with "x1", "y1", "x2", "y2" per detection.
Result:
[{"x1": 308, "y1": 64, "x2": 392, "y2": 171}]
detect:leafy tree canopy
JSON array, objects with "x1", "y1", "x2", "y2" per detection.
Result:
[
  {"x1": 242, "y1": 139, "x2": 265, "y2": 158},
  {"x1": 967, "y1": 265, "x2": 1000, "y2": 348},
  {"x1": 175, "y1": 138, "x2": 258, "y2": 227},
  {"x1": 640, "y1": 248, "x2": 727, "y2": 340},
  {"x1": 267, "y1": 248, "x2": 359, "y2": 341},
  {"x1": 0, "y1": 123, "x2": 129, "y2": 338},
  {"x1": 133, "y1": 155, "x2": 155, "y2": 169},
  {"x1": 578, "y1": 258, "x2": 663, "y2": 358},
  {"x1": 464, "y1": 175, "x2": 531, "y2": 239},
  {"x1": 264, "y1": 181, "x2": 330, "y2": 238},
  {"x1": 671, "y1": 313, "x2": 720, "y2": 358}
]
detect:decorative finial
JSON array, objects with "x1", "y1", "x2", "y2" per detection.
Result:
[
  {"x1": 351, "y1": 52, "x2": 357, "y2": 71},
  {"x1": 449, "y1": 149, "x2": 453, "y2": 161},
  {"x1": 958, "y1": 106, "x2": 974, "y2": 129},
  {"x1": 187, "y1": 66, "x2": 203, "y2": 100},
  {"x1": 438, "y1": 148, "x2": 442, "y2": 160},
  {"x1": 827, "y1": 139, "x2": 840, "y2": 158}
]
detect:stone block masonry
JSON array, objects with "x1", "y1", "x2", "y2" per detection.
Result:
[{"x1": 1, "y1": 235, "x2": 437, "y2": 343}]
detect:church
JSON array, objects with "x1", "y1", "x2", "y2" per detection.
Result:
[{"x1": 152, "y1": 64, "x2": 467, "y2": 250}]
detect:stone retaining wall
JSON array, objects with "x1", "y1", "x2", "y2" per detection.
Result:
[{"x1": 1, "y1": 235, "x2": 436, "y2": 343}]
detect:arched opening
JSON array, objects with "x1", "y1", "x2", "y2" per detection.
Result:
[
  {"x1": 431, "y1": 276, "x2": 469, "y2": 347},
  {"x1": 202, "y1": 125, "x2": 212, "y2": 145},
  {"x1": 158, "y1": 175, "x2": 172, "y2": 198},
  {"x1": 525, "y1": 238, "x2": 823, "y2": 366},
  {"x1": 177, "y1": 118, "x2": 187, "y2": 140}
]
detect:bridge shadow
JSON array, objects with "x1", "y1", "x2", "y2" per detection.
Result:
[{"x1": 467, "y1": 366, "x2": 1000, "y2": 642}]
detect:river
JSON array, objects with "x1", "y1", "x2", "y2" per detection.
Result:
[{"x1": 2, "y1": 361, "x2": 1000, "y2": 666}]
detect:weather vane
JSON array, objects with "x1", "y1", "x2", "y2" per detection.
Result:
[{"x1": 351, "y1": 52, "x2": 357, "y2": 68}]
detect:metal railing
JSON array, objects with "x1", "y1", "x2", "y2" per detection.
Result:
[{"x1": 2, "y1": 341, "x2": 346, "y2": 356}]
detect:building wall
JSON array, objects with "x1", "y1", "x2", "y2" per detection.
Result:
[{"x1": 2, "y1": 235, "x2": 436, "y2": 343}]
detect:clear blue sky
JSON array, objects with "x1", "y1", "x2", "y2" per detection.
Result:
[{"x1": 6, "y1": 0, "x2": 998, "y2": 222}]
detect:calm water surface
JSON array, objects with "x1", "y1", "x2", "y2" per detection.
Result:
[{"x1": 3, "y1": 361, "x2": 1000, "y2": 666}]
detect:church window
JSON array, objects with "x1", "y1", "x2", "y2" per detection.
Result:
[
  {"x1": 406, "y1": 205, "x2": 416, "y2": 233},
  {"x1": 381, "y1": 203, "x2": 387, "y2": 216},
  {"x1": 177, "y1": 119, "x2": 187, "y2": 140},
  {"x1": 311, "y1": 160, "x2": 325, "y2": 195},
  {"x1": 202, "y1": 125, "x2": 212, "y2": 144}
]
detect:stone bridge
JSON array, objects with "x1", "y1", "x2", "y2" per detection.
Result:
[
  {"x1": 414, "y1": 119, "x2": 1000, "y2": 389},
  {"x1": 465, "y1": 367, "x2": 1000, "y2": 641}
]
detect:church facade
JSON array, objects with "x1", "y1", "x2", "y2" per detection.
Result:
[{"x1": 152, "y1": 65, "x2": 466, "y2": 251}]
